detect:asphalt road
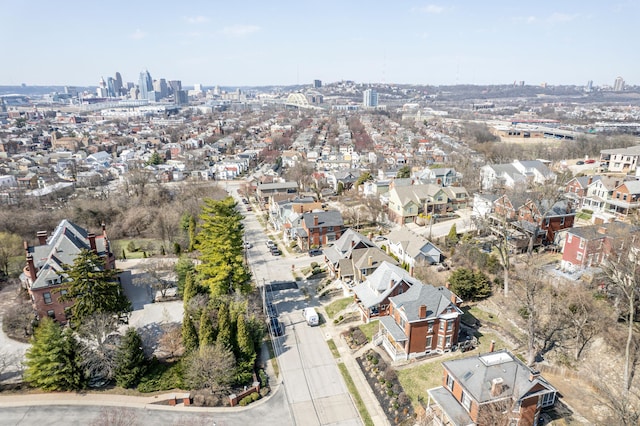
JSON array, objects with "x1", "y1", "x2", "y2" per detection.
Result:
[{"x1": 227, "y1": 182, "x2": 362, "y2": 426}]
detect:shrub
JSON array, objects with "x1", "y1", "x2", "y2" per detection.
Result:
[
  {"x1": 310, "y1": 262, "x2": 319, "y2": 269},
  {"x1": 127, "y1": 241, "x2": 137, "y2": 252},
  {"x1": 383, "y1": 368, "x2": 397, "y2": 383},
  {"x1": 137, "y1": 359, "x2": 184, "y2": 393},
  {"x1": 259, "y1": 369, "x2": 268, "y2": 387},
  {"x1": 397, "y1": 392, "x2": 410, "y2": 406}
]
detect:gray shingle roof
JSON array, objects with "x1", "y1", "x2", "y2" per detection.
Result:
[
  {"x1": 353, "y1": 262, "x2": 422, "y2": 308},
  {"x1": 389, "y1": 282, "x2": 460, "y2": 322}
]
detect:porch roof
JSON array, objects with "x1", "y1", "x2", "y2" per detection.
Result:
[
  {"x1": 428, "y1": 386, "x2": 474, "y2": 426},
  {"x1": 379, "y1": 315, "x2": 407, "y2": 342}
]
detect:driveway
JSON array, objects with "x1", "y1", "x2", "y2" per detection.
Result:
[{"x1": 0, "y1": 283, "x2": 31, "y2": 382}]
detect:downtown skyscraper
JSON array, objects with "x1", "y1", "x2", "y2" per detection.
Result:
[{"x1": 138, "y1": 70, "x2": 153, "y2": 101}]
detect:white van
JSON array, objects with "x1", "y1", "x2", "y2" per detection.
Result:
[{"x1": 303, "y1": 307, "x2": 319, "y2": 326}]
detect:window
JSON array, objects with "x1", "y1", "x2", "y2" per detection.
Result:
[
  {"x1": 446, "y1": 335, "x2": 451, "y2": 347},
  {"x1": 400, "y1": 317, "x2": 406, "y2": 329},
  {"x1": 567, "y1": 234, "x2": 573, "y2": 243},
  {"x1": 437, "y1": 335, "x2": 444, "y2": 348},
  {"x1": 577, "y1": 252, "x2": 583, "y2": 261},
  {"x1": 560, "y1": 217, "x2": 565, "y2": 225},
  {"x1": 47, "y1": 310, "x2": 55, "y2": 319},
  {"x1": 461, "y1": 391, "x2": 471, "y2": 411},
  {"x1": 579, "y1": 239, "x2": 585, "y2": 249},
  {"x1": 540, "y1": 391, "x2": 556, "y2": 407},
  {"x1": 427, "y1": 322, "x2": 434, "y2": 333},
  {"x1": 439, "y1": 320, "x2": 445, "y2": 331},
  {"x1": 426, "y1": 336, "x2": 433, "y2": 349},
  {"x1": 446, "y1": 374, "x2": 454, "y2": 390},
  {"x1": 43, "y1": 292, "x2": 52, "y2": 304}
]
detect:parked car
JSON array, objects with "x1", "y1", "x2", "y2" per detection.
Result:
[
  {"x1": 271, "y1": 248, "x2": 281, "y2": 256},
  {"x1": 576, "y1": 160, "x2": 585, "y2": 165},
  {"x1": 303, "y1": 307, "x2": 319, "y2": 326},
  {"x1": 266, "y1": 302, "x2": 277, "y2": 318},
  {"x1": 373, "y1": 235, "x2": 387, "y2": 242},
  {"x1": 308, "y1": 248, "x2": 323, "y2": 257},
  {"x1": 243, "y1": 242, "x2": 253, "y2": 249},
  {"x1": 585, "y1": 159, "x2": 596, "y2": 164},
  {"x1": 269, "y1": 318, "x2": 283, "y2": 336},
  {"x1": 266, "y1": 240, "x2": 276, "y2": 249}
]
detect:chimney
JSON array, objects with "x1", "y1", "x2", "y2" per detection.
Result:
[
  {"x1": 368, "y1": 256, "x2": 373, "y2": 267},
  {"x1": 597, "y1": 226, "x2": 607, "y2": 235},
  {"x1": 101, "y1": 222, "x2": 107, "y2": 237},
  {"x1": 313, "y1": 215, "x2": 319, "y2": 226},
  {"x1": 351, "y1": 240, "x2": 355, "y2": 248},
  {"x1": 88, "y1": 232, "x2": 97, "y2": 253},
  {"x1": 23, "y1": 240, "x2": 29, "y2": 255},
  {"x1": 489, "y1": 340, "x2": 495, "y2": 352},
  {"x1": 26, "y1": 254, "x2": 36, "y2": 281},
  {"x1": 587, "y1": 176, "x2": 593, "y2": 185},
  {"x1": 450, "y1": 293, "x2": 458, "y2": 306},
  {"x1": 37, "y1": 230, "x2": 47, "y2": 245},
  {"x1": 490, "y1": 377, "x2": 504, "y2": 397},
  {"x1": 418, "y1": 305, "x2": 427, "y2": 319},
  {"x1": 529, "y1": 369, "x2": 540, "y2": 382},
  {"x1": 389, "y1": 279, "x2": 395, "y2": 289}
]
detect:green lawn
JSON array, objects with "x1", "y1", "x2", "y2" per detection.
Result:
[
  {"x1": 114, "y1": 238, "x2": 165, "y2": 259},
  {"x1": 326, "y1": 339, "x2": 340, "y2": 359},
  {"x1": 358, "y1": 320, "x2": 379, "y2": 342},
  {"x1": 338, "y1": 363, "x2": 374, "y2": 426},
  {"x1": 325, "y1": 297, "x2": 352, "y2": 319},
  {"x1": 397, "y1": 331, "x2": 510, "y2": 406}
]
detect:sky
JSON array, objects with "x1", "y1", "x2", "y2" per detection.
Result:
[{"x1": 0, "y1": 0, "x2": 637, "y2": 88}]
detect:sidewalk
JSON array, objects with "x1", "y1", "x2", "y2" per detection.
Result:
[{"x1": 319, "y1": 301, "x2": 391, "y2": 426}]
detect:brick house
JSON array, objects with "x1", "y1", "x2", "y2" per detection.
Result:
[
  {"x1": 427, "y1": 350, "x2": 556, "y2": 426},
  {"x1": 296, "y1": 210, "x2": 344, "y2": 250},
  {"x1": 606, "y1": 180, "x2": 640, "y2": 220},
  {"x1": 21, "y1": 220, "x2": 116, "y2": 324},
  {"x1": 560, "y1": 221, "x2": 639, "y2": 272},
  {"x1": 373, "y1": 276, "x2": 462, "y2": 361},
  {"x1": 563, "y1": 175, "x2": 596, "y2": 209},
  {"x1": 492, "y1": 194, "x2": 575, "y2": 250}
]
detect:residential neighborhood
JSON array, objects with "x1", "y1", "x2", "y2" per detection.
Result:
[{"x1": 2, "y1": 72, "x2": 640, "y2": 426}]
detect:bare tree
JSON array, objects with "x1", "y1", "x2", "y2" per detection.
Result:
[
  {"x1": 600, "y1": 236, "x2": 640, "y2": 393},
  {"x1": 77, "y1": 313, "x2": 121, "y2": 384},
  {"x1": 588, "y1": 358, "x2": 640, "y2": 426},
  {"x1": 562, "y1": 286, "x2": 610, "y2": 360},
  {"x1": 133, "y1": 259, "x2": 177, "y2": 300},
  {"x1": 157, "y1": 323, "x2": 184, "y2": 361},
  {"x1": 183, "y1": 343, "x2": 236, "y2": 395}
]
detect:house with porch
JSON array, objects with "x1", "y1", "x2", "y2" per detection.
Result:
[
  {"x1": 373, "y1": 277, "x2": 462, "y2": 361},
  {"x1": 20, "y1": 220, "x2": 117, "y2": 324},
  {"x1": 560, "y1": 221, "x2": 639, "y2": 272},
  {"x1": 606, "y1": 179, "x2": 640, "y2": 220},
  {"x1": 353, "y1": 261, "x2": 421, "y2": 323},
  {"x1": 427, "y1": 350, "x2": 556, "y2": 426},
  {"x1": 387, "y1": 184, "x2": 449, "y2": 225},
  {"x1": 295, "y1": 210, "x2": 344, "y2": 250}
]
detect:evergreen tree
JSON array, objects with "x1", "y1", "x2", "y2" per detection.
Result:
[
  {"x1": 236, "y1": 314, "x2": 254, "y2": 361},
  {"x1": 24, "y1": 317, "x2": 85, "y2": 391},
  {"x1": 448, "y1": 267, "x2": 492, "y2": 301},
  {"x1": 216, "y1": 302, "x2": 232, "y2": 349},
  {"x1": 196, "y1": 197, "x2": 251, "y2": 296},
  {"x1": 188, "y1": 215, "x2": 197, "y2": 252},
  {"x1": 396, "y1": 165, "x2": 411, "y2": 179},
  {"x1": 182, "y1": 311, "x2": 198, "y2": 353},
  {"x1": 59, "y1": 249, "x2": 130, "y2": 327},
  {"x1": 176, "y1": 257, "x2": 195, "y2": 299},
  {"x1": 182, "y1": 271, "x2": 197, "y2": 307},
  {"x1": 114, "y1": 328, "x2": 147, "y2": 388},
  {"x1": 199, "y1": 308, "x2": 215, "y2": 348},
  {"x1": 446, "y1": 223, "x2": 459, "y2": 247}
]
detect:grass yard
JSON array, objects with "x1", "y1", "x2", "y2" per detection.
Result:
[
  {"x1": 265, "y1": 340, "x2": 280, "y2": 379},
  {"x1": 114, "y1": 238, "x2": 165, "y2": 259},
  {"x1": 337, "y1": 363, "x2": 374, "y2": 426},
  {"x1": 397, "y1": 331, "x2": 510, "y2": 406},
  {"x1": 326, "y1": 339, "x2": 340, "y2": 359},
  {"x1": 325, "y1": 297, "x2": 352, "y2": 319},
  {"x1": 358, "y1": 320, "x2": 379, "y2": 342}
]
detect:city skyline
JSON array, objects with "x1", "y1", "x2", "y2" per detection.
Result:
[{"x1": 1, "y1": 1, "x2": 638, "y2": 87}]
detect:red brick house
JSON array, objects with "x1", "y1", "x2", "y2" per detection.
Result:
[
  {"x1": 606, "y1": 180, "x2": 640, "y2": 220},
  {"x1": 21, "y1": 220, "x2": 116, "y2": 323},
  {"x1": 427, "y1": 350, "x2": 556, "y2": 426},
  {"x1": 560, "y1": 221, "x2": 639, "y2": 272},
  {"x1": 296, "y1": 210, "x2": 344, "y2": 250},
  {"x1": 373, "y1": 277, "x2": 462, "y2": 361},
  {"x1": 563, "y1": 175, "x2": 596, "y2": 209},
  {"x1": 492, "y1": 194, "x2": 575, "y2": 250}
]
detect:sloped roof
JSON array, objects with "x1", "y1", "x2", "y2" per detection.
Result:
[
  {"x1": 351, "y1": 247, "x2": 398, "y2": 270},
  {"x1": 386, "y1": 227, "x2": 443, "y2": 259},
  {"x1": 443, "y1": 349, "x2": 556, "y2": 403},
  {"x1": 353, "y1": 261, "x2": 422, "y2": 308},
  {"x1": 302, "y1": 210, "x2": 344, "y2": 228},
  {"x1": 390, "y1": 282, "x2": 460, "y2": 322},
  {"x1": 30, "y1": 220, "x2": 109, "y2": 290}
]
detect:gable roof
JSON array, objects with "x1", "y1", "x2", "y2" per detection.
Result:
[
  {"x1": 301, "y1": 210, "x2": 344, "y2": 228},
  {"x1": 386, "y1": 227, "x2": 443, "y2": 260},
  {"x1": 353, "y1": 261, "x2": 422, "y2": 308}
]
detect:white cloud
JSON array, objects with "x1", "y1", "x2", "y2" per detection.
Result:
[
  {"x1": 185, "y1": 15, "x2": 210, "y2": 24},
  {"x1": 130, "y1": 29, "x2": 147, "y2": 40},
  {"x1": 220, "y1": 25, "x2": 260, "y2": 37},
  {"x1": 547, "y1": 12, "x2": 578, "y2": 23},
  {"x1": 512, "y1": 15, "x2": 537, "y2": 24},
  {"x1": 417, "y1": 4, "x2": 444, "y2": 14}
]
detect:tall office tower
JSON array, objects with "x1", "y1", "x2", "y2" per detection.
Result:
[
  {"x1": 194, "y1": 83, "x2": 203, "y2": 93},
  {"x1": 175, "y1": 90, "x2": 188, "y2": 105},
  {"x1": 213, "y1": 85, "x2": 221, "y2": 95},
  {"x1": 363, "y1": 89, "x2": 378, "y2": 108},
  {"x1": 314, "y1": 79, "x2": 322, "y2": 88},
  {"x1": 106, "y1": 77, "x2": 116, "y2": 97},
  {"x1": 614, "y1": 76, "x2": 625, "y2": 91},
  {"x1": 138, "y1": 70, "x2": 153, "y2": 101},
  {"x1": 130, "y1": 86, "x2": 139, "y2": 99},
  {"x1": 97, "y1": 77, "x2": 108, "y2": 97},
  {"x1": 168, "y1": 80, "x2": 182, "y2": 95},
  {"x1": 586, "y1": 80, "x2": 593, "y2": 91},
  {"x1": 114, "y1": 72, "x2": 123, "y2": 95},
  {"x1": 158, "y1": 79, "x2": 168, "y2": 98}
]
